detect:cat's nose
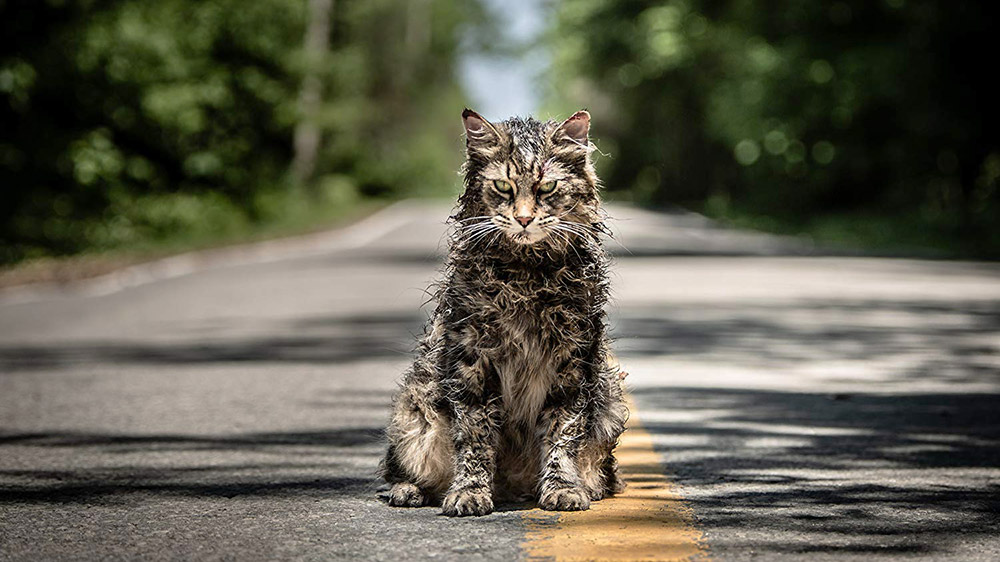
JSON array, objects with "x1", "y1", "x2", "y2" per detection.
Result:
[{"x1": 514, "y1": 216, "x2": 533, "y2": 228}]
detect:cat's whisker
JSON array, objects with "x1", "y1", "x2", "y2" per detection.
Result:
[
  {"x1": 547, "y1": 227, "x2": 583, "y2": 261},
  {"x1": 565, "y1": 226, "x2": 604, "y2": 246},
  {"x1": 456, "y1": 217, "x2": 499, "y2": 238},
  {"x1": 570, "y1": 221, "x2": 631, "y2": 254},
  {"x1": 459, "y1": 217, "x2": 494, "y2": 228},
  {"x1": 547, "y1": 221, "x2": 585, "y2": 245},
  {"x1": 558, "y1": 220, "x2": 597, "y2": 232},
  {"x1": 465, "y1": 229, "x2": 496, "y2": 247},
  {"x1": 461, "y1": 223, "x2": 494, "y2": 237},
  {"x1": 546, "y1": 227, "x2": 574, "y2": 246},
  {"x1": 459, "y1": 225, "x2": 489, "y2": 236},
  {"x1": 552, "y1": 222, "x2": 597, "y2": 241},
  {"x1": 465, "y1": 223, "x2": 503, "y2": 247},
  {"x1": 456, "y1": 215, "x2": 494, "y2": 223},
  {"x1": 471, "y1": 232, "x2": 498, "y2": 247},
  {"x1": 543, "y1": 226, "x2": 566, "y2": 246},
  {"x1": 557, "y1": 201, "x2": 584, "y2": 219},
  {"x1": 605, "y1": 235, "x2": 632, "y2": 255},
  {"x1": 459, "y1": 222, "x2": 497, "y2": 240},
  {"x1": 461, "y1": 232, "x2": 492, "y2": 247},
  {"x1": 485, "y1": 229, "x2": 505, "y2": 249}
]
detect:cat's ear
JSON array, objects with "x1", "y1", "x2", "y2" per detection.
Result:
[
  {"x1": 462, "y1": 108, "x2": 499, "y2": 149},
  {"x1": 554, "y1": 110, "x2": 590, "y2": 147}
]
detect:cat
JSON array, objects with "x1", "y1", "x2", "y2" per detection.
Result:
[{"x1": 379, "y1": 108, "x2": 628, "y2": 516}]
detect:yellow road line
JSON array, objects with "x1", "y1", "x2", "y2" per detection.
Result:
[{"x1": 522, "y1": 398, "x2": 710, "y2": 561}]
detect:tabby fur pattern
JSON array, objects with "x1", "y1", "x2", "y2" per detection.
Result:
[{"x1": 380, "y1": 109, "x2": 628, "y2": 516}]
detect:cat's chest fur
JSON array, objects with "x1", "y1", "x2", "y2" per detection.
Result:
[
  {"x1": 472, "y1": 267, "x2": 586, "y2": 424},
  {"x1": 493, "y1": 313, "x2": 559, "y2": 424}
]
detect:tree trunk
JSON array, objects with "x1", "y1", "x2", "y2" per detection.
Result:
[{"x1": 291, "y1": 0, "x2": 334, "y2": 187}]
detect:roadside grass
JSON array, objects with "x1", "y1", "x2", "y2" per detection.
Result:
[
  {"x1": 0, "y1": 182, "x2": 388, "y2": 289},
  {"x1": 603, "y1": 190, "x2": 999, "y2": 260},
  {"x1": 699, "y1": 202, "x2": 1000, "y2": 260}
]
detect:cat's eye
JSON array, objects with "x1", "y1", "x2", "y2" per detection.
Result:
[
  {"x1": 493, "y1": 180, "x2": 513, "y2": 194},
  {"x1": 537, "y1": 181, "x2": 557, "y2": 194}
]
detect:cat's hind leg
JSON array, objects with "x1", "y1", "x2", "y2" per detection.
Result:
[
  {"x1": 382, "y1": 381, "x2": 454, "y2": 506},
  {"x1": 603, "y1": 452, "x2": 626, "y2": 495},
  {"x1": 577, "y1": 443, "x2": 613, "y2": 501}
]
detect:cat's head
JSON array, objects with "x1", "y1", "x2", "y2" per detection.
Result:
[{"x1": 456, "y1": 109, "x2": 602, "y2": 248}]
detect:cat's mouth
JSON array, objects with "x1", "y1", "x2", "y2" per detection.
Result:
[
  {"x1": 506, "y1": 226, "x2": 549, "y2": 245},
  {"x1": 488, "y1": 215, "x2": 550, "y2": 245},
  {"x1": 510, "y1": 231, "x2": 536, "y2": 244}
]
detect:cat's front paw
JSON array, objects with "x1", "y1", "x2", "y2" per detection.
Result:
[
  {"x1": 387, "y1": 482, "x2": 426, "y2": 507},
  {"x1": 539, "y1": 486, "x2": 591, "y2": 511},
  {"x1": 441, "y1": 487, "x2": 494, "y2": 517}
]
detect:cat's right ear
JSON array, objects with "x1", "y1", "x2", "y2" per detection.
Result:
[
  {"x1": 462, "y1": 108, "x2": 499, "y2": 150},
  {"x1": 554, "y1": 110, "x2": 590, "y2": 148}
]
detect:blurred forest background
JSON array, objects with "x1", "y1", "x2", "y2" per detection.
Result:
[
  {"x1": 545, "y1": 0, "x2": 999, "y2": 258},
  {"x1": 1, "y1": 0, "x2": 997, "y2": 268}
]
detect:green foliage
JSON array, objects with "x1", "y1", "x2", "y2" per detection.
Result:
[
  {"x1": 0, "y1": 0, "x2": 478, "y2": 264},
  {"x1": 547, "y1": 0, "x2": 999, "y2": 257}
]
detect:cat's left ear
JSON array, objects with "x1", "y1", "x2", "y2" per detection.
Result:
[
  {"x1": 462, "y1": 108, "x2": 500, "y2": 149},
  {"x1": 554, "y1": 110, "x2": 590, "y2": 147}
]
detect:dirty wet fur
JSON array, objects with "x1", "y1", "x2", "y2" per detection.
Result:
[{"x1": 380, "y1": 109, "x2": 628, "y2": 516}]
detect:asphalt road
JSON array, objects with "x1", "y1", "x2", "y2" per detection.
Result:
[{"x1": 1, "y1": 201, "x2": 998, "y2": 560}]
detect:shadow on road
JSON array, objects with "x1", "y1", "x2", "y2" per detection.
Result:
[
  {"x1": 614, "y1": 298, "x2": 999, "y2": 385},
  {"x1": 0, "y1": 473, "x2": 375, "y2": 504},
  {"x1": 0, "y1": 428, "x2": 384, "y2": 449},
  {"x1": 633, "y1": 386, "x2": 1000, "y2": 555},
  {"x1": 0, "y1": 387, "x2": 393, "y2": 505},
  {"x1": 614, "y1": 295, "x2": 999, "y2": 554},
  {"x1": 5, "y1": 298, "x2": 996, "y2": 378},
  {"x1": 0, "y1": 312, "x2": 426, "y2": 371}
]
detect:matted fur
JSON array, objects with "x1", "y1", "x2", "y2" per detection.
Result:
[{"x1": 380, "y1": 109, "x2": 628, "y2": 516}]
